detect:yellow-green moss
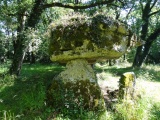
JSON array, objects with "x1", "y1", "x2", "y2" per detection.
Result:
[
  {"x1": 48, "y1": 13, "x2": 134, "y2": 63},
  {"x1": 119, "y1": 72, "x2": 136, "y2": 99},
  {"x1": 50, "y1": 39, "x2": 125, "y2": 63}
]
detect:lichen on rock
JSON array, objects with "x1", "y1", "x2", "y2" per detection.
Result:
[
  {"x1": 118, "y1": 72, "x2": 136, "y2": 99},
  {"x1": 47, "y1": 79, "x2": 105, "y2": 110},
  {"x1": 54, "y1": 59, "x2": 96, "y2": 83},
  {"x1": 48, "y1": 13, "x2": 137, "y2": 63},
  {"x1": 47, "y1": 79, "x2": 106, "y2": 119}
]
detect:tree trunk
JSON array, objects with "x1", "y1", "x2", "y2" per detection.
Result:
[
  {"x1": 133, "y1": 27, "x2": 160, "y2": 67},
  {"x1": 132, "y1": 41, "x2": 152, "y2": 67},
  {"x1": 132, "y1": 1, "x2": 151, "y2": 68},
  {"x1": 30, "y1": 51, "x2": 36, "y2": 64},
  {"x1": 9, "y1": 44, "x2": 26, "y2": 76},
  {"x1": 9, "y1": 24, "x2": 27, "y2": 75},
  {"x1": 9, "y1": 0, "x2": 45, "y2": 75},
  {"x1": 132, "y1": 0, "x2": 160, "y2": 67},
  {"x1": 9, "y1": 2, "x2": 26, "y2": 75}
]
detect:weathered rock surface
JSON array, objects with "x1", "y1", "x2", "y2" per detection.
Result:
[
  {"x1": 48, "y1": 13, "x2": 137, "y2": 63},
  {"x1": 55, "y1": 59, "x2": 96, "y2": 83},
  {"x1": 47, "y1": 79, "x2": 106, "y2": 113},
  {"x1": 119, "y1": 72, "x2": 136, "y2": 99}
]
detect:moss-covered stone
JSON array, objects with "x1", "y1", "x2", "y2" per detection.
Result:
[
  {"x1": 118, "y1": 72, "x2": 136, "y2": 99},
  {"x1": 48, "y1": 13, "x2": 139, "y2": 63},
  {"x1": 46, "y1": 59, "x2": 106, "y2": 119},
  {"x1": 46, "y1": 79, "x2": 106, "y2": 118},
  {"x1": 47, "y1": 59, "x2": 105, "y2": 109},
  {"x1": 47, "y1": 80, "x2": 105, "y2": 110}
]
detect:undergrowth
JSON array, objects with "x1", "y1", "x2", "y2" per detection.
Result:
[{"x1": 0, "y1": 62, "x2": 160, "y2": 120}]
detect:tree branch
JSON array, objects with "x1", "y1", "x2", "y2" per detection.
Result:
[
  {"x1": 150, "y1": 0, "x2": 158, "y2": 10},
  {"x1": 42, "y1": 0, "x2": 115, "y2": 10},
  {"x1": 140, "y1": 0, "x2": 144, "y2": 11},
  {"x1": 148, "y1": 9, "x2": 160, "y2": 17},
  {"x1": 126, "y1": 2, "x2": 135, "y2": 19},
  {"x1": 108, "y1": 3, "x2": 121, "y2": 8},
  {"x1": 147, "y1": 26, "x2": 160, "y2": 43}
]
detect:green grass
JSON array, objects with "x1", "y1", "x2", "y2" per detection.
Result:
[
  {"x1": 0, "y1": 63, "x2": 64, "y2": 120},
  {"x1": 0, "y1": 62, "x2": 160, "y2": 120},
  {"x1": 150, "y1": 102, "x2": 160, "y2": 120}
]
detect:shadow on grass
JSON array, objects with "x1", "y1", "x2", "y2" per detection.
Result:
[
  {"x1": 0, "y1": 63, "x2": 65, "y2": 119},
  {"x1": 95, "y1": 66, "x2": 132, "y2": 76},
  {"x1": 150, "y1": 102, "x2": 160, "y2": 120}
]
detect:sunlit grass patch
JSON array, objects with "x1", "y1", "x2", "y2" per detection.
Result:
[
  {"x1": 137, "y1": 80, "x2": 160, "y2": 102},
  {"x1": 141, "y1": 64, "x2": 160, "y2": 82},
  {"x1": 21, "y1": 63, "x2": 65, "y2": 77},
  {"x1": 113, "y1": 97, "x2": 152, "y2": 120},
  {"x1": 0, "y1": 110, "x2": 16, "y2": 120},
  {"x1": 144, "y1": 64, "x2": 160, "y2": 71},
  {"x1": 0, "y1": 61, "x2": 11, "y2": 74}
]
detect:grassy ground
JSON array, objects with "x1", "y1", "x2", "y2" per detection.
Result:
[
  {"x1": 0, "y1": 62, "x2": 160, "y2": 120},
  {"x1": 95, "y1": 62, "x2": 160, "y2": 120}
]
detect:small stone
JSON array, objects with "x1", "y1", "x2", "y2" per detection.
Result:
[{"x1": 118, "y1": 72, "x2": 136, "y2": 100}]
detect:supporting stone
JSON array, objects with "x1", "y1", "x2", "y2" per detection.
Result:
[
  {"x1": 55, "y1": 59, "x2": 97, "y2": 83},
  {"x1": 47, "y1": 59, "x2": 106, "y2": 119}
]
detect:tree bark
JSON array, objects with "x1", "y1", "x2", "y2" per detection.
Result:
[
  {"x1": 9, "y1": 42, "x2": 26, "y2": 75},
  {"x1": 133, "y1": 26, "x2": 160, "y2": 67},
  {"x1": 9, "y1": 1, "x2": 26, "y2": 75},
  {"x1": 30, "y1": 51, "x2": 36, "y2": 64},
  {"x1": 9, "y1": 26, "x2": 27, "y2": 75},
  {"x1": 132, "y1": 0, "x2": 160, "y2": 68},
  {"x1": 42, "y1": 0, "x2": 114, "y2": 9}
]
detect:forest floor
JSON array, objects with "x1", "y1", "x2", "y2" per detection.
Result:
[{"x1": 0, "y1": 62, "x2": 160, "y2": 120}]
